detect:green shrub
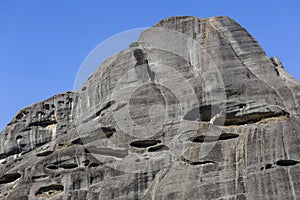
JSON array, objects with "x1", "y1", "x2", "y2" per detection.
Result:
[{"x1": 129, "y1": 42, "x2": 139, "y2": 48}]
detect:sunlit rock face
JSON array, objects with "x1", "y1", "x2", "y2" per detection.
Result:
[{"x1": 0, "y1": 16, "x2": 300, "y2": 200}]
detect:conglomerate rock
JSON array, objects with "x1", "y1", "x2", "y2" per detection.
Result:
[{"x1": 0, "y1": 16, "x2": 300, "y2": 200}]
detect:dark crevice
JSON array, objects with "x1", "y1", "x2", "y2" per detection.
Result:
[
  {"x1": 192, "y1": 133, "x2": 239, "y2": 143},
  {"x1": 134, "y1": 49, "x2": 147, "y2": 66},
  {"x1": 146, "y1": 62, "x2": 155, "y2": 82},
  {"x1": 36, "y1": 141, "x2": 48, "y2": 148},
  {"x1": 46, "y1": 163, "x2": 78, "y2": 170},
  {"x1": 101, "y1": 127, "x2": 116, "y2": 138},
  {"x1": 274, "y1": 68, "x2": 280, "y2": 76},
  {"x1": 16, "y1": 135, "x2": 23, "y2": 140},
  {"x1": 15, "y1": 110, "x2": 29, "y2": 120},
  {"x1": 46, "y1": 164, "x2": 59, "y2": 170},
  {"x1": 133, "y1": 49, "x2": 155, "y2": 81},
  {"x1": 55, "y1": 173, "x2": 61, "y2": 178},
  {"x1": 0, "y1": 148, "x2": 21, "y2": 159},
  {"x1": 199, "y1": 105, "x2": 221, "y2": 122},
  {"x1": 85, "y1": 148, "x2": 128, "y2": 158},
  {"x1": 71, "y1": 138, "x2": 84, "y2": 145},
  {"x1": 219, "y1": 133, "x2": 239, "y2": 140},
  {"x1": 181, "y1": 157, "x2": 215, "y2": 166},
  {"x1": 83, "y1": 160, "x2": 90, "y2": 166},
  {"x1": 89, "y1": 163, "x2": 100, "y2": 168},
  {"x1": 130, "y1": 140, "x2": 161, "y2": 148},
  {"x1": 183, "y1": 105, "x2": 222, "y2": 122},
  {"x1": 189, "y1": 161, "x2": 215, "y2": 166},
  {"x1": 183, "y1": 105, "x2": 290, "y2": 126},
  {"x1": 36, "y1": 151, "x2": 53, "y2": 157},
  {"x1": 261, "y1": 160, "x2": 298, "y2": 170},
  {"x1": 0, "y1": 173, "x2": 21, "y2": 184},
  {"x1": 225, "y1": 111, "x2": 290, "y2": 126},
  {"x1": 72, "y1": 179, "x2": 81, "y2": 190},
  {"x1": 16, "y1": 113, "x2": 24, "y2": 120},
  {"x1": 270, "y1": 57, "x2": 282, "y2": 76},
  {"x1": 29, "y1": 119, "x2": 57, "y2": 128},
  {"x1": 21, "y1": 127, "x2": 31, "y2": 132},
  {"x1": 36, "y1": 111, "x2": 45, "y2": 116},
  {"x1": 44, "y1": 104, "x2": 50, "y2": 110},
  {"x1": 148, "y1": 144, "x2": 169, "y2": 152},
  {"x1": 265, "y1": 164, "x2": 273, "y2": 169},
  {"x1": 71, "y1": 127, "x2": 116, "y2": 146},
  {"x1": 35, "y1": 184, "x2": 64, "y2": 197},
  {"x1": 95, "y1": 100, "x2": 115, "y2": 117},
  {"x1": 276, "y1": 160, "x2": 299, "y2": 166}
]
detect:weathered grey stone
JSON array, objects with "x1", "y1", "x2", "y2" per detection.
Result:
[{"x1": 0, "y1": 16, "x2": 299, "y2": 200}]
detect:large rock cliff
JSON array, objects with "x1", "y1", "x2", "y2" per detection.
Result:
[{"x1": 0, "y1": 16, "x2": 300, "y2": 200}]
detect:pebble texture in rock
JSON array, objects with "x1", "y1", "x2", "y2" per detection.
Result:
[{"x1": 0, "y1": 16, "x2": 300, "y2": 200}]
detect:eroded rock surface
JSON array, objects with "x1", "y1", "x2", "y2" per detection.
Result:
[{"x1": 0, "y1": 16, "x2": 299, "y2": 200}]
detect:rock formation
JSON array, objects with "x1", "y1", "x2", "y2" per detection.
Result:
[{"x1": 0, "y1": 16, "x2": 300, "y2": 200}]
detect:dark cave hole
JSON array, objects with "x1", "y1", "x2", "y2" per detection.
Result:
[
  {"x1": 0, "y1": 173, "x2": 21, "y2": 184},
  {"x1": 35, "y1": 184, "x2": 64, "y2": 196},
  {"x1": 130, "y1": 140, "x2": 161, "y2": 148},
  {"x1": 60, "y1": 163, "x2": 78, "y2": 169},
  {"x1": 276, "y1": 160, "x2": 299, "y2": 166},
  {"x1": 192, "y1": 133, "x2": 239, "y2": 143},
  {"x1": 36, "y1": 151, "x2": 53, "y2": 157}
]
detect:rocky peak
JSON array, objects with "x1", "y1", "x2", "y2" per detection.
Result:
[{"x1": 0, "y1": 16, "x2": 299, "y2": 200}]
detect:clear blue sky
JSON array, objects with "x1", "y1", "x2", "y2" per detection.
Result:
[{"x1": 1, "y1": 0, "x2": 300, "y2": 132}]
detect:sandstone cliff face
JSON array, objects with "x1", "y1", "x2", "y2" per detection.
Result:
[{"x1": 0, "y1": 16, "x2": 300, "y2": 200}]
